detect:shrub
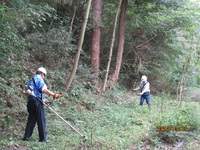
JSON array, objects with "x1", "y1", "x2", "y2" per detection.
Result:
[{"x1": 151, "y1": 103, "x2": 200, "y2": 144}]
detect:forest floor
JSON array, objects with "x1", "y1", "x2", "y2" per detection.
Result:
[{"x1": 1, "y1": 89, "x2": 200, "y2": 150}]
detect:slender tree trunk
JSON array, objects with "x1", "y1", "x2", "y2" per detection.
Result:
[
  {"x1": 102, "y1": 0, "x2": 123, "y2": 91},
  {"x1": 177, "y1": 67, "x2": 187, "y2": 107},
  {"x1": 177, "y1": 59, "x2": 192, "y2": 107},
  {"x1": 109, "y1": 0, "x2": 127, "y2": 83},
  {"x1": 68, "y1": 6, "x2": 77, "y2": 39},
  {"x1": 90, "y1": 0, "x2": 102, "y2": 86},
  {"x1": 177, "y1": 73, "x2": 187, "y2": 107},
  {"x1": 64, "y1": 0, "x2": 92, "y2": 92}
]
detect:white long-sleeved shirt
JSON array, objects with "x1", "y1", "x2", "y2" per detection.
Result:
[{"x1": 135, "y1": 81, "x2": 150, "y2": 95}]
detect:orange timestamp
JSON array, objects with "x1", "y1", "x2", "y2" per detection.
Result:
[{"x1": 157, "y1": 126, "x2": 188, "y2": 132}]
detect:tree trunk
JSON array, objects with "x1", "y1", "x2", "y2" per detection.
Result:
[
  {"x1": 102, "y1": 0, "x2": 123, "y2": 91},
  {"x1": 177, "y1": 66, "x2": 187, "y2": 107},
  {"x1": 177, "y1": 73, "x2": 187, "y2": 107},
  {"x1": 109, "y1": 0, "x2": 127, "y2": 83},
  {"x1": 64, "y1": 0, "x2": 92, "y2": 92},
  {"x1": 68, "y1": 6, "x2": 77, "y2": 39},
  {"x1": 90, "y1": 0, "x2": 102, "y2": 86}
]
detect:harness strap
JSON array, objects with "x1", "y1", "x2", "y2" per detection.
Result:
[
  {"x1": 141, "y1": 82, "x2": 148, "y2": 92},
  {"x1": 32, "y1": 77, "x2": 43, "y2": 99}
]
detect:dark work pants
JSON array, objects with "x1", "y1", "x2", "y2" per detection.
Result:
[{"x1": 23, "y1": 95, "x2": 47, "y2": 141}]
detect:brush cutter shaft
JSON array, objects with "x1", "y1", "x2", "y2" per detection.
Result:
[{"x1": 43, "y1": 102, "x2": 84, "y2": 137}]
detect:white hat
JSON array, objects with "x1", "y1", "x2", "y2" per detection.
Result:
[
  {"x1": 37, "y1": 67, "x2": 47, "y2": 76},
  {"x1": 141, "y1": 75, "x2": 147, "y2": 82}
]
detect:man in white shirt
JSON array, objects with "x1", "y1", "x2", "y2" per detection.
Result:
[{"x1": 133, "y1": 75, "x2": 151, "y2": 107}]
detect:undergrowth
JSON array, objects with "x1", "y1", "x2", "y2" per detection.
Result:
[
  {"x1": 0, "y1": 65, "x2": 200, "y2": 149},
  {"x1": 0, "y1": 84, "x2": 199, "y2": 150}
]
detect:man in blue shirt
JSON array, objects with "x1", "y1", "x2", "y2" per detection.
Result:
[{"x1": 22, "y1": 67, "x2": 61, "y2": 142}]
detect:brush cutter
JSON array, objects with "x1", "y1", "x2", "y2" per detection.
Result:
[{"x1": 24, "y1": 89, "x2": 85, "y2": 139}]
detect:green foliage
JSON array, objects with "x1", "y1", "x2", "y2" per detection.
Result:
[
  {"x1": 155, "y1": 104, "x2": 200, "y2": 130},
  {"x1": 8, "y1": 0, "x2": 58, "y2": 33},
  {"x1": 25, "y1": 3, "x2": 58, "y2": 32},
  {"x1": 0, "y1": 0, "x2": 59, "y2": 80},
  {"x1": 26, "y1": 27, "x2": 76, "y2": 68},
  {"x1": 134, "y1": 0, "x2": 187, "y2": 9},
  {"x1": 196, "y1": 75, "x2": 200, "y2": 88},
  {"x1": 0, "y1": 4, "x2": 25, "y2": 58},
  {"x1": 150, "y1": 96, "x2": 200, "y2": 145},
  {"x1": 0, "y1": 0, "x2": 200, "y2": 149},
  {"x1": 123, "y1": 0, "x2": 200, "y2": 93}
]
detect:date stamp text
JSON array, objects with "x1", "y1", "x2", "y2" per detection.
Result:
[{"x1": 157, "y1": 126, "x2": 188, "y2": 132}]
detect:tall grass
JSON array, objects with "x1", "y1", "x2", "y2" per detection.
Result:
[{"x1": 0, "y1": 87, "x2": 199, "y2": 149}]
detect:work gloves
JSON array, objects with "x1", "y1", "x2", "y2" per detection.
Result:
[{"x1": 54, "y1": 93, "x2": 62, "y2": 99}]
